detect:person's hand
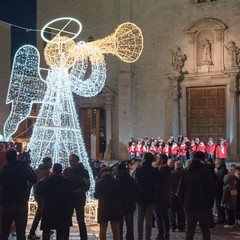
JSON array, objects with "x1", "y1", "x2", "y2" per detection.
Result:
[
  {"x1": 83, "y1": 177, "x2": 90, "y2": 185},
  {"x1": 40, "y1": 176, "x2": 47, "y2": 181}
]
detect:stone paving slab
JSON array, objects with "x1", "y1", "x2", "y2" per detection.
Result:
[{"x1": 8, "y1": 219, "x2": 240, "y2": 240}]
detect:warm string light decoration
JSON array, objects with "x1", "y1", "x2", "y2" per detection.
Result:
[{"x1": 4, "y1": 17, "x2": 143, "y2": 197}]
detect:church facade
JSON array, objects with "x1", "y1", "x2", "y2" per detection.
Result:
[{"x1": 1, "y1": 0, "x2": 240, "y2": 161}]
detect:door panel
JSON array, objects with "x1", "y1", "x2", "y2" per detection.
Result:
[
  {"x1": 79, "y1": 109, "x2": 91, "y2": 157},
  {"x1": 79, "y1": 108, "x2": 105, "y2": 160},
  {"x1": 187, "y1": 86, "x2": 226, "y2": 142}
]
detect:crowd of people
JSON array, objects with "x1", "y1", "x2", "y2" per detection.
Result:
[
  {"x1": 127, "y1": 135, "x2": 228, "y2": 167},
  {"x1": 0, "y1": 144, "x2": 240, "y2": 240},
  {"x1": 0, "y1": 149, "x2": 90, "y2": 240},
  {"x1": 92, "y1": 152, "x2": 240, "y2": 240}
]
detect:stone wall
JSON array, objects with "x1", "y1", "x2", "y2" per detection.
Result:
[
  {"x1": 0, "y1": 22, "x2": 11, "y2": 135},
  {"x1": 1, "y1": 0, "x2": 239, "y2": 160},
  {"x1": 35, "y1": 0, "x2": 240, "y2": 160}
]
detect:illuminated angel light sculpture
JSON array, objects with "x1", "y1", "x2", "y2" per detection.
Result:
[{"x1": 4, "y1": 17, "x2": 143, "y2": 196}]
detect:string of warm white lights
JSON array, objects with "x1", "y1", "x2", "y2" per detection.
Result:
[{"x1": 4, "y1": 17, "x2": 143, "y2": 198}]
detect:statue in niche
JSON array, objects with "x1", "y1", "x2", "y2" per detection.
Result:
[
  {"x1": 225, "y1": 41, "x2": 240, "y2": 67},
  {"x1": 169, "y1": 46, "x2": 187, "y2": 73},
  {"x1": 202, "y1": 38, "x2": 213, "y2": 65}
]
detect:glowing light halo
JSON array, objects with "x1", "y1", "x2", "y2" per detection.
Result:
[
  {"x1": 41, "y1": 17, "x2": 82, "y2": 43},
  {"x1": 4, "y1": 17, "x2": 143, "y2": 198}
]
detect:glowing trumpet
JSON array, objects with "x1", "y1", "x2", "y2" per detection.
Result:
[{"x1": 85, "y1": 22, "x2": 144, "y2": 63}]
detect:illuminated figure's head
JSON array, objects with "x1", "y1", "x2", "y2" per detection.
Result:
[{"x1": 44, "y1": 36, "x2": 76, "y2": 69}]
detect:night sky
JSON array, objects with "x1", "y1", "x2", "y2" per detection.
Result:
[{"x1": 0, "y1": 0, "x2": 37, "y2": 62}]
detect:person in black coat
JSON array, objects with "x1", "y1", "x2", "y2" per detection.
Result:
[
  {"x1": 234, "y1": 166, "x2": 240, "y2": 223},
  {"x1": 116, "y1": 163, "x2": 137, "y2": 240},
  {"x1": 28, "y1": 157, "x2": 53, "y2": 240},
  {"x1": 94, "y1": 167, "x2": 123, "y2": 240},
  {"x1": 169, "y1": 160, "x2": 185, "y2": 232},
  {"x1": 135, "y1": 152, "x2": 159, "y2": 240},
  {"x1": 214, "y1": 158, "x2": 228, "y2": 224},
  {"x1": 63, "y1": 154, "x2": 90, "y2": 240},
  {"x1": 37, "y1": 163, "x2": 74, "y2": 240},
  {"x1": 0, "y1": 148, "x2": 37, "y2": 240},
  {"x1": 154, "y1": 154, "x2": 172, "y2": 240},
  {"x1": 177, "y1": 151, "x2": 215, "y2": 240}
]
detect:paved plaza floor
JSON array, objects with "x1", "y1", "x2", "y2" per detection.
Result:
[{"x1": 8, "y1": 216, "x2": 240, "y2": 240}]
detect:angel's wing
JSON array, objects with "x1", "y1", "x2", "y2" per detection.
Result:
[
  {"x1": 69, "y1": 42, "x2": 107, "y2": 97},
  {"x1": 4, "y1": 45, "x2": 47, "y2": 141}
]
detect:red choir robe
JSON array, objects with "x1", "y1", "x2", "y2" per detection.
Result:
[
  {"x1": 197, "y1": 143, "x2": 206, "y2": 153},
  {"x1": 178, "y1": 144, "x2": 188, "y2": 157},
  {"x1": 189, "y1": 144, "x2": 197, "y2": 157},
  {"x1": 165, "y1": 145, "x2": 171, "y2": 157},
  {"x1": 135, "y1": 144, "x2": 143, "y2": 155},
  {"x1": 150, "y1": 146, "x2": 158, "y2": 156},
  {"x1": 171, "y1": 144, "x2": 179, "y2": 156},
  {"x1": 157, "y1": 145, "x2": 166, "y2": 155},
  {"x1": 142, "y1": 144, "x2": 150, "y2": 153},
  {"x1": 206, "y1": 143, "x2": 216, "y2": 155},
  {"x1": 216, "y1": 144, "x2": 228, "y2": 159},
  {"x1": 128, "y1": 145, "x2": 136, "y2": 157}
]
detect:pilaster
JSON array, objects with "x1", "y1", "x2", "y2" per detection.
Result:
[
  {"x1": 118, "y1": 71, "x2": 134, "y2": 160},
  {"x1": 104, "y1": 93, "x2": 114, "y2": 160},
  {"x1": 226, "y1": 71, "x2": 240, "y2": 160}
]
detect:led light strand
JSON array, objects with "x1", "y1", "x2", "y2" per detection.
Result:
[{"x1": 4, "y1": 18, "x2": 143, "y2": 198}]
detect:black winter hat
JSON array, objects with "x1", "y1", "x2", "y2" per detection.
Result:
[
  {"x1": 193, "y1": 151, "x2": 205, "y2": 161},
  {"x1": 118, "y1": 163, "x2": 127, "y2": 170}
]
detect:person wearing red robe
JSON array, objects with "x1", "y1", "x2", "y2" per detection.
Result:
[
  {"x1": 165, "y1": 144, "x2": 171, "y2": 157},
  {"x1": 178, "y1": 141, "x2": 188, "y2": 167},
  {"x1": 167, "y1": 136, "x2": 175, "y2": 146},
  {"x1": 197, "y1": 141, "x2": 206, "y2": 154},
  {"x1": 195, "y1": 138, "x2": 200, "y2": 149},
  {"x1": 157, "y1": 140, "x2": 166, "y2": 155},
  {"x1": 136, "y1": 140, "x2": 143, "y2": 159},
  {"x1": 150, "y1": 140, "x2": 158, "y2": 156},
  {"x1": 142, "y1": 140, "x2": 150, "y2": 154},
  {"x1": 216, "y1": 139, "x2": 228, "y2": 162},
  {"x1": 189, "y1": 140, "x2": 197, "y2": 160},
  {"x1": 171, "y1": 142, "x2": 179, "y2": 161},
  {"x1": 128, "y1": 142, "x2": 136, "y2": 159},
  {"x1": 206, "y1": 138, "x2": 216, "y2": 164}
]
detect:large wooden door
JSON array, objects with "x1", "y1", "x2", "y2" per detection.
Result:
[
  {"x1": 79, "y1": 108, "x2": 106, "y2": 159},
  {"x1": 187, "y1": 86, "x2": 226, "y2": 142}
]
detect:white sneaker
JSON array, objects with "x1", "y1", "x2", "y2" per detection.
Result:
[{"x1": 224, "y1": 224, "x2": 235, "y2": 228}]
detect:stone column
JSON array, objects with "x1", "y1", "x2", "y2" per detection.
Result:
[
  {"x1": 213, "y1": 28, "x2": 225, "y2": 72},
  {"x1": 104, "y1": 93, "x2": 113, "y2": 160},
  {"x1": 118, "y1": 71, "x2": 133, "y2": 160},
  {"x1": 168, "y1": 75, "x2": 183, "y2": 139},
  {"x1": 227, "y1": 72, "x2": 239, "y2": 161}
]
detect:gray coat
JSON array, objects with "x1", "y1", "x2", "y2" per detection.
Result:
[{"x1": 221, "y1": 174, "x2": 237, "y2": 210}]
